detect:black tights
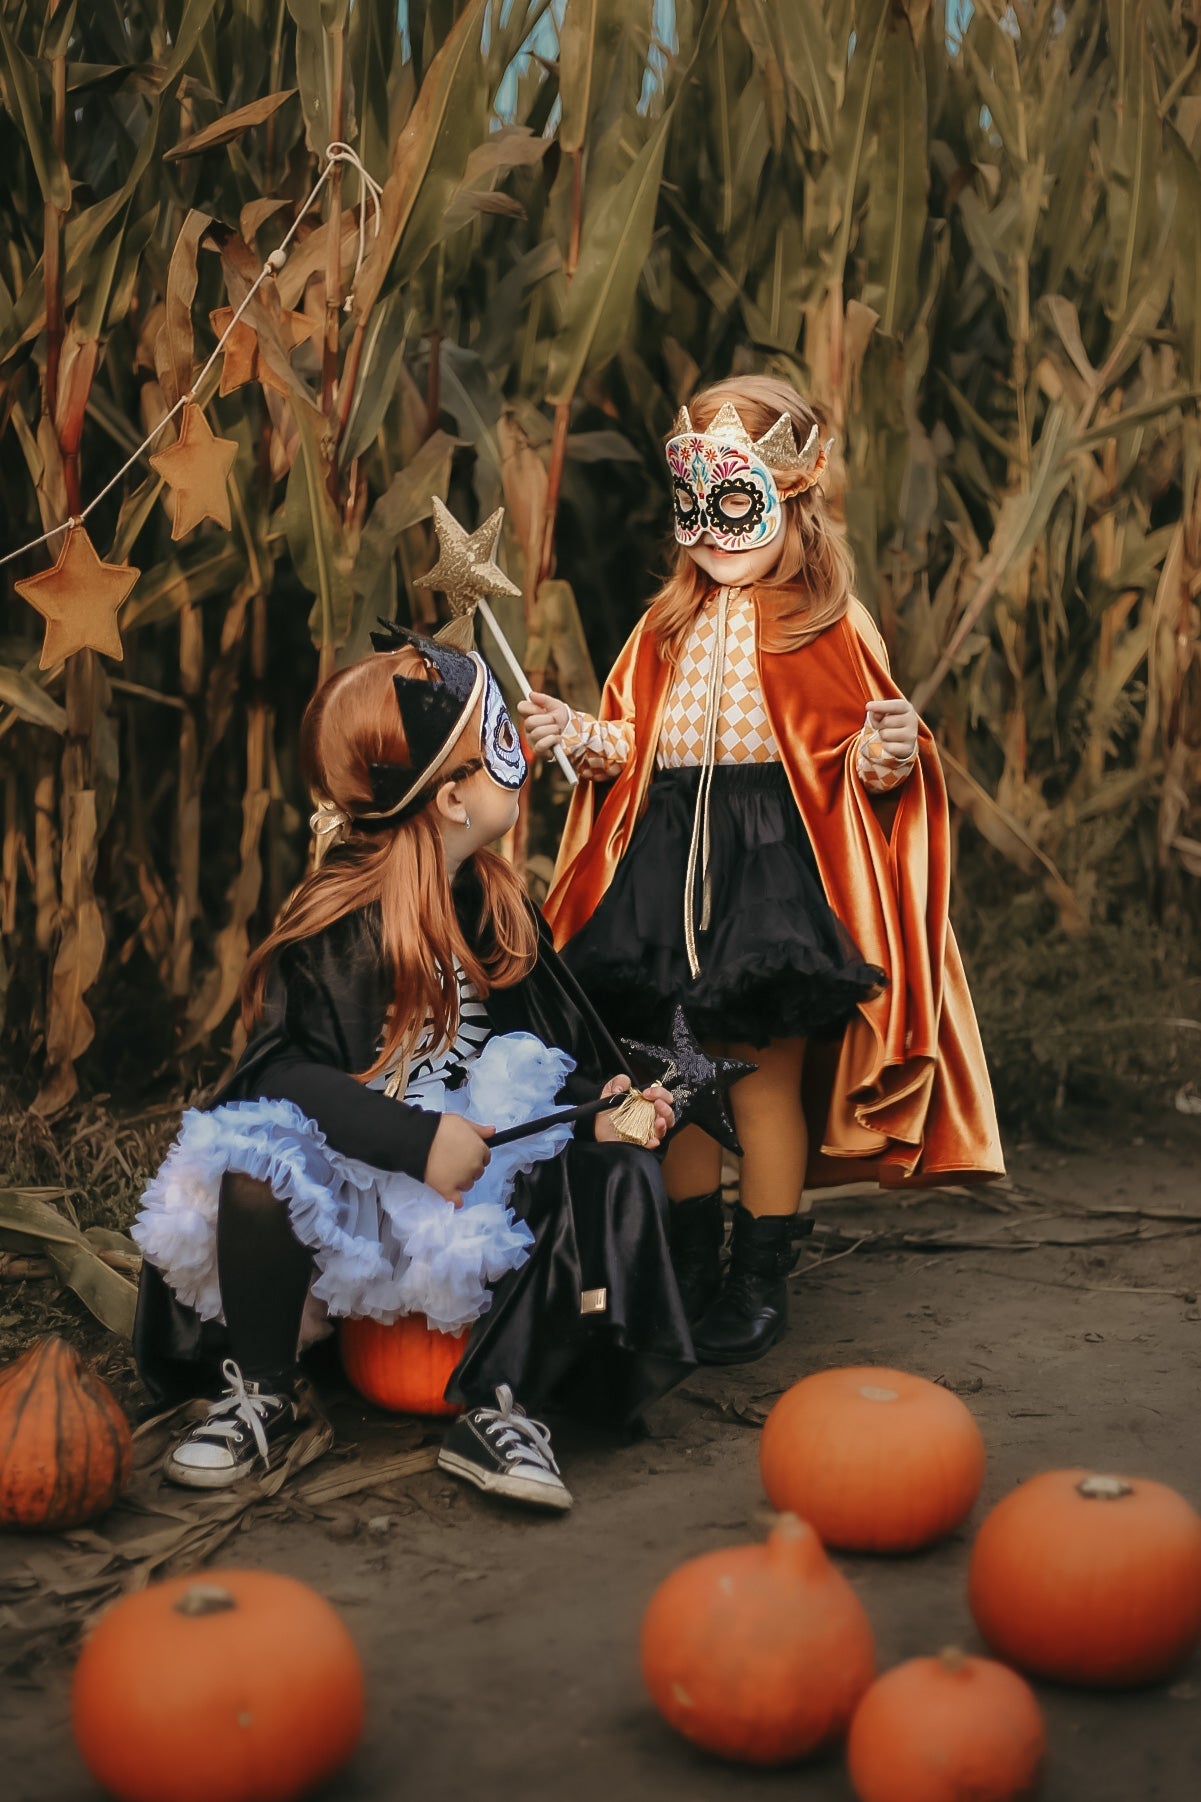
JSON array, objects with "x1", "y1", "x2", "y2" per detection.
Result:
[{"x1": 216, "y1": 1172, "x2": 314, "y2": 1390}]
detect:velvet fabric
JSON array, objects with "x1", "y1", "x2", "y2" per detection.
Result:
[{"x1": 544, "y1": 596, "x2": 1004, "y2": 1189}]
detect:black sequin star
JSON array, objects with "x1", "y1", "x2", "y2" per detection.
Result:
[{"x1": 621, "y1": 1003, "x2": 756, "y2": 1156}]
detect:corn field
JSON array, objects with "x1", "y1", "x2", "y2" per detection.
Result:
[{"x1": 0, "y1": 0, "x2": 1198, "y2": 1116}]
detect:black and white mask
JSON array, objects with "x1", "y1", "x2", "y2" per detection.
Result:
[{"x1": 480, "y1": 664, "x2": 527, "y2": 790}]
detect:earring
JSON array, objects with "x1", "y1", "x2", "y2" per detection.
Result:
[{"x1": 464, "y1": 812, "x2": 471, "y2": 829}]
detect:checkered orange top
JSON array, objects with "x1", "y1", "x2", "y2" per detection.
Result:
[{"x1": 561, "y1": 587, "x2": 916, "y2": 792}]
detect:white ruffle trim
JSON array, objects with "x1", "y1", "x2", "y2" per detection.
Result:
[{"x1": 133, "y1": 1033, "x2": 575, "y2": 1338}]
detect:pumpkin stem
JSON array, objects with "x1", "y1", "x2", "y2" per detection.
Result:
[
  {"x1": 938, "y1": 1646, "x2": 968, "y2": 1674},
  {"x1": 174, "y1": 1584, "x2": 238, "y2": 1617},
  {"x1": 766, "y1": 1512, "x2": 830, "y2": 1578},
  {"x1": 858, "y1": 1385, "x2": 899, "y2": 1403},
  {"x1": 1077, "y1": 1475, "x2": 1134, "y2": 1502}
]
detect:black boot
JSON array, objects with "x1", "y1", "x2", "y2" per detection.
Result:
[
  {"x1": 691, "y1": 1206, "x2": 813, "y2": 1365},
  {"x1": 669, "y1": 1189, "x2": 725, "y2": 1325}
]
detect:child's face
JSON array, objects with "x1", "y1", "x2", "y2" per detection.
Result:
[
  {"x1": 458, "y1": 760, "x2": 522, "y2": 849},
  {"x1": 446, "y1": 676, "x2": 525, "y2": 854},
  {"x1": 685, "y1": 527, "x2": 787, "y2": 590}
]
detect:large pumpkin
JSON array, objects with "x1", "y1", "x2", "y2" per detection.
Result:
[
  {"x1": 759, "y1": 1366, "x2": 985, "y2": 1553},
  {"x1": 847, "y1": 1647, "x2": 1046, "y2": 1802},
  {"x1": 640, "y1": 1513, "x2": 876, "y2": 1764},
  {"x1": 0, "y1": 1336, "x2": 132, "y2": 1531},
  {"x1": 969, "y1": 1468, "x2": 1201, "y2": 1687},
  {"x1": 340, "y1": 1312, "x2": 467, "y2": 1415},
  {"x1": 72, "y1": 1569, "x2": 365, "y2": 1802}
]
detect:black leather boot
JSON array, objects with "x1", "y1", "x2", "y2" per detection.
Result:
[
  {"x1": 691, "y1": 1206, "x2": 813, "y2": 1365},
  {"x1": 669, "y1": 1189, "x2": 725, "y2": 1325}
]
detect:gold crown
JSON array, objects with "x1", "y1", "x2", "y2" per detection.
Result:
[{"x1": 670, "y1": 402, "x2": 833, "y2": 486}]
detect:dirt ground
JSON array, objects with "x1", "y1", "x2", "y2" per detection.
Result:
[{"x1": 2, "y1": 1122, "x2": 1200, "y2": 1802}]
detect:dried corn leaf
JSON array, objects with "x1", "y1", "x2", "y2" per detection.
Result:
[
  {"x1": 165, "y1": 88, "x2": 297, "y2": 161},
  {"x1": 34, "y1": 788, "x2": 104, "y2": 1117},
  {"x1": 0, "y1": 1190, "x2": 138, "y2": 1336},
  {"x1": 0, "y1": 667, "x2": 67, "y2": 734}
]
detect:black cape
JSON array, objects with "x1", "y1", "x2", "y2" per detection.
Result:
[{"x1": 133, "y1": 883, "x2": 695, "y2": 1424}]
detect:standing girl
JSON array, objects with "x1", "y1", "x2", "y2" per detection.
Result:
[
  {"x1": 133, "y1": 630, "x2": 691, "y2": 1509},
  {"x1": 521, "y1": 375, "x2": 1003, "y2": 1366}
]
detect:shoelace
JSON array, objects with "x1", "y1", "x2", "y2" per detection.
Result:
[
  {"x1": 195, "y1": 1359, "x2": 282, "y2": 1465},
  {"x1": 476, "y1": 1384, "x2": 560, "y2": 1475}
]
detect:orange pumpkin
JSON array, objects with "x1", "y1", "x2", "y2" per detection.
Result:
[
  {"x1": 847, "y1": 1647, "x2": 1046, "y2": 1802},
  {"x1": 0, "y1": 1335, "x2": 131, "y2": 1531},
  {"x1": 640, "y1": 1513, "x2": 876, "y2": 1764},
  {"x1": 72, "y1": 1569, "x2": 365, "y2": 1802},
  {"x1": 340, "y1": 1312, "x2": 467, "y2": 1415},
  {"x1": 759, "y1": 1366, "x2": 985, "y2": 1553},
  {"x1": 969, "y1": 1468, "x2": 1201, "y2": 1687}
]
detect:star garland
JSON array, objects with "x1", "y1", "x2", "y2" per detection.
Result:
[{"x1": 2, "y1": 142, "x2": 381, "y2": 674}]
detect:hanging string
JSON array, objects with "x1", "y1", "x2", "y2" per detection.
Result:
[
  {"x1": 326, "y1": 140, "x2": 383, "y2": 307},
  {"x1": 0, "y1": 142, "x2": 382, "y2": 573}
]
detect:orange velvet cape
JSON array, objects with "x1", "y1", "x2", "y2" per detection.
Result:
[{"x1": 543, "y1": 597, "x2": 1004, "y2": 1189}]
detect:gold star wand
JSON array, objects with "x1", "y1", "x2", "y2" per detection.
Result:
[{"x1": 416, "y1": 498, "x2": 577, "y2": 787}]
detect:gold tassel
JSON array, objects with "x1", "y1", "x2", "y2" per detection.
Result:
[{"x1": 609, "y1": 1088, "x2": 659, "y2": 1145}]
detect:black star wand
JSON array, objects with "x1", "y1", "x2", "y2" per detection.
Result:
[{"x1": 488, "y1": 1006, "x2": 755, "y2": 1151}]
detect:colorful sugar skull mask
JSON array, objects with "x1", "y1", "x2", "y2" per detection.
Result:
[
  {"x1": 480, "y1": 664, "x2": 527, "y2": 791},
  {"x1": 664, "y1": 402, "x2": 832, "y2": 552}
]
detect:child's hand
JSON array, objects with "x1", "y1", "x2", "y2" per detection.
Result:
[
  {"x1": 425, "y1": 1116, "x2": 494, "y2": 1207},
  {"x1": 595, "y1": 1074, "x2": 675, "y2": 1147},
  {"x1": 865, "y1": 697, "x2": 919, "y2": 762},
  {"x1": 518, "y1": 690, "x2": 569, "y2": 757}
]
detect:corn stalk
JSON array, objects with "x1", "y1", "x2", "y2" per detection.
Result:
[{"x1": 0, "y1": 0, "x2": 1196, "y2": 1110}]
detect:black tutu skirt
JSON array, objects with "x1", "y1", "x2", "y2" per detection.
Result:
[{"x1": 562, "y1": 763, "x2": 886, "y2": 1047}]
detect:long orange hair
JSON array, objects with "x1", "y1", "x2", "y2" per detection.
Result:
[
  {"x1": 646, "y1": 374, "x2": 854, "y2": 663},
  {"x1": 240, "y1": 648, "x2": 538, "y2": 1081}
]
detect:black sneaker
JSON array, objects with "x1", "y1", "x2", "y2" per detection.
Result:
[
  {"x1": 437, "y1": 1385, "x2": 573, "y2": 1511},
  {"x1": 163, "y1": 1359, "x2": 304, "y2": 1489}
]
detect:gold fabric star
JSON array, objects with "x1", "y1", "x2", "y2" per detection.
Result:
[
  {"x1": 149, "y1": 402, "x2": 238, "y2": 539},
  {"x1": 14, "y1": 525, "x2": 138, "y2": 670},
  {"x1": 209, "y1": 305, "x2": 318, "y2": 398},
  {"x1": 417, "y1": 497, "x2": 522, "y2": 622}
]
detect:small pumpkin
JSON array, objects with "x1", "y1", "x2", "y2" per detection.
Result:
[
  {"x1": 340, "y1": 1312, "x2": 467, "y2": 1415},
  {"x1": 969, "y1": 1468, "x2": 1201, "y2": 1687},
  {"x1": 72, "y1": 1569, "x2": 365, "y2": 1802},
  {"x1": 847, "y1": 1646, "x2": 1046, "y2": 1802},
  {"x1": 759, "y1": 1365, "x2": 985, "y2": 1553},
  {"x1": 640, "y1": 1512, "x2": 876, "y2": 1764},
  {"x1": 0, "y1": 1335, "x2": 132, "y2": 1531}
]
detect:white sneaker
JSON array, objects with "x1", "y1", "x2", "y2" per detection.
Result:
[
  {"x1": 164, "y1": 1359, "x2": 303, "y2": 1489},
  {"x1": 437, "y1": 1385, "x2": 573, "y2": 1511}
]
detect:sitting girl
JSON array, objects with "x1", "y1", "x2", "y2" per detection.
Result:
[
  {"x1": 522, "y1": 374, "x2": 1003, "y2": 1366},
  {"x1": 132, "y1": 630, "x2": 691, "y2": 1511}
]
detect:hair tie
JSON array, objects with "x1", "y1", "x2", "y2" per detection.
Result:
[{"x1": 310, "y1": 799, "x2": 351, "y2": 867}]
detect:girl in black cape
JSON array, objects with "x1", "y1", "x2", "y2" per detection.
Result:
[{"x1": 132, "y1": 629, "x2": 692, "y2": 1512}]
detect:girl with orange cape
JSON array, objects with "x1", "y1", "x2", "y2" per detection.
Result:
[{"x1": 520, "y1": 375, "x2": 1003, "y2": 1367}]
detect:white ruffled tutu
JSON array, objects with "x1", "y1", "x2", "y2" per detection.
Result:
[{"x1": 133, "y1": 1033, "x2": 576, "y2": 1338}]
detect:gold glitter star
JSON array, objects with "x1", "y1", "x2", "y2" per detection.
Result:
[
  {"x1": 149, "y1": 402, "x2": 239, "y2": 539},
  {"x1": 14, "y1": 525, "x2": 138, "y2": 670},
  {"x1": 416, "y1": 498, "x2": 522, "y2": 621}
]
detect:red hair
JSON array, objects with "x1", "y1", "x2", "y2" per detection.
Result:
[
  {"x1": 241, "y1": 648, "x2": 537, "y2": 1081},
  {"x1": 646, "y1": 374, "x2": 854, "y2": 662}
]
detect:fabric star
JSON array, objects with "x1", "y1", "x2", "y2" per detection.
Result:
[
  {"x1": 417, "y1": 497, "x2": 522, "y2": 621},
  {"x1": 208, "y1": 305, "x2": 317, "y2": 398},
  {"x1": 14, "y1": 525, "x2": 138, "y2": 670},
  {"x1": 149, "y1": 402, "x2": 238, "y2": 539},
  {"x1": 622, "y1": 1003, "x2": 757, "y2": 1157}
]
